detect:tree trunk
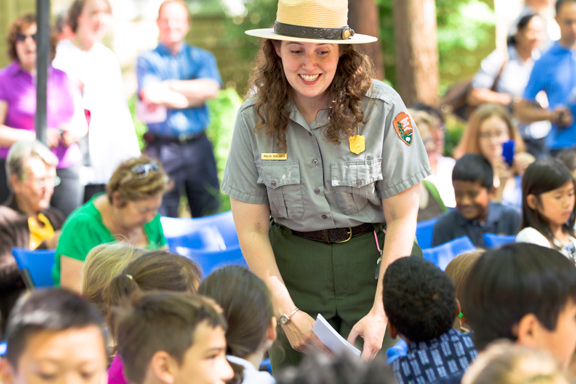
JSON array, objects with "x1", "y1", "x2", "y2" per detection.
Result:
[
  {"x1": 393, "y1": 0, "x2": 439, "y2": 106},
  {"x1": 348, "y1": 0, "x2": 384, "y2": 80}
]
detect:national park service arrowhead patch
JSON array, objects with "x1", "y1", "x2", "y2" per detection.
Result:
[{"x1": 393, "y1": 112, "x2": 413, "y2": 146}]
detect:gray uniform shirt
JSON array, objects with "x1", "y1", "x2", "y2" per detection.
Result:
[{"x1": 221, "y1": 80, "x2": 432, "y2": 232}]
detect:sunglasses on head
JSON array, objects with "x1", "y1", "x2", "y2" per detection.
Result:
[
  {"x1": 131, "y1": 162, "x2": 160, "y2": 178},
  {"x1": 16, "y1": 33, "x2": 37, "y2": 42}
]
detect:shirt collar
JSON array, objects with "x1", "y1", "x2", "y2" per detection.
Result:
[
  {"x1": 288, "y1": 102, "x2": 330, "y2": 131},
  {"x1": 226, "y1": 355, "x2": 256, "y2": 372},
  {"x1": 157, "y1": 42, "x2": 187, "y2": 57},
  {"x1": 406, "y1": 329, "x2": 463, "y2": 353},
  {"x1": 455, "y1": 202, "x2": 502, "y2": 226}
]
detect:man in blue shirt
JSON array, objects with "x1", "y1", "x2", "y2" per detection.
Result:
[
  {"x1": 137, "y1": 0, "x2": 221, "y2": 217},
  {"x1": 517, "y1": 0, "x2": 576, "y2": 153}
]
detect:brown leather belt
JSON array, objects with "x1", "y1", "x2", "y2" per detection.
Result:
[{"x1": 291, "y1": 223, "x2": 375, "y2": 244}]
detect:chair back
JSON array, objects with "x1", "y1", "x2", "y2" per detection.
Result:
[
  {"x1": 174, "y1": 246, "x2": 248, "y2": 277},
  {"x1": 161, "y1": 211, "x2": 239, "y2": 253},
  {"x1": 12, "y1": 248, "x2": 56, "y2": 289},
  {"x1": 483, "y1": 233, "x2": 516, "y2": 248},
  {"x1": 416, "y1": 217, "x2": 439, "y2": 250},
  {"x1": 422, "y1": 236, "x2": 476, "y2": 270}
]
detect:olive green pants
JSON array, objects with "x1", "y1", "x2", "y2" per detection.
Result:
[{"x1": 268, "y1": 222, "x2": 422, "y2": 373}]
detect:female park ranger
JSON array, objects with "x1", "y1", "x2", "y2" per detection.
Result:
[{"x1": 221, "y1": 0, "x2": 431, "y2": 370}]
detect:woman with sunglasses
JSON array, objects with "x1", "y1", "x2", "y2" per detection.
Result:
[
  {"x1": 53, "y1": 156, "x2": 170, "y2": 292},
  {"x1": 0, "y1": 14, "x2": 88, "y2": 217}
]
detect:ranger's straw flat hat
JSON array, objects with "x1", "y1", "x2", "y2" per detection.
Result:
[{"x1": 245, "y1": 0, "x2": 378, "y2": 44}]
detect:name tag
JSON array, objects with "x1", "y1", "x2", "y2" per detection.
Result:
[{"x1": 261, "y1": 153, "x2": 287, "y2": 160}]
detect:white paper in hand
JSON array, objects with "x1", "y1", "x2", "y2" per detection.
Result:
[{"x1": 312, "y1": 313, "x2": 361, "y2": 356}]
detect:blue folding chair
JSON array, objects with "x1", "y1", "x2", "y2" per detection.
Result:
[
  {"x1": 0, "y1": 341, "x2": 6, "y2": 356},
  {"x1": 483, "y1": 233, "x2": 516, "y2": 248},
  {"x1": 161, "y1": 211, "x2": 240, "y2": 253},
  {"x1": 422, "y1": 236, "x2": 476, "y2": 270},
  {"x1": 172, "y1": 245, "x2": 248, "y2": 277},
  {"x1": 416, "y1": 217, "x2": 439, "y2": 250},
  {"x1": 12, "y1": 248, "x2": 56, "y2": 289}
]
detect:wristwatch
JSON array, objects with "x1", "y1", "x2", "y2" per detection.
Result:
[{"x1": 278, "y1": 307, "x2": 300, "y2": 325}]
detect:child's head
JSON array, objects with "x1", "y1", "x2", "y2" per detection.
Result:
[
  {"x1": 409, "y1": 109, "x2": 438, "y2": 155},
  {"x1": 520, "y1": 158, "x2": 576, "y2": 244},
  {"x1": 557, "y1": 148, "x2": 576, "y2": 179},
  {"x1": 452, "y1": 154, "x2": 494, "y2": 221},
  {"x1": 383, "y1": 256, "x2": 458, "y2": 342},
  {"x1": 115, "y1": 291, "x2": 233, "y2": 384},
  {"x1": 198, "y1": 266, "x2": 276, "y2": 359},
  {"x1": 445, "y1": 250, "x2": 485, "y2": 331},
  {"x1": 1, "y1": 289, "x2": 108, "y2": 384},
  {"x1": 104, "y1": 250, "x2": 201, "y2": 339},
  {"x1": 461, "y1": 243, "x2": 576, "y2": 367},
  {"x1": 82, "y1": 242, "x2": 146, "y2": 314},
  {"x1": 462, "y1": 340, "x2": 570, "y2": 384}
]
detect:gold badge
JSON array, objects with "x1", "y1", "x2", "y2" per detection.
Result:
[
  {"x1": 349, "y1": 135, "x2": 365, "y2": 155},
  {"x1": 261, "y1": 153, "x2": 288, "y2": 160}
]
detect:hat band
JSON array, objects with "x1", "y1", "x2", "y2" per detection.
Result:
[{"x1": 273, "y1": 21, "x2": 355, "y2": 41}]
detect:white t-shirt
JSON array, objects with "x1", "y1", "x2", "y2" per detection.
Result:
[
  {"x1": 53, "y1": 40, "x2": 140, "y2": 184},
  {"x1": 516, "y1": 227, "x2": 576, "y2": 262},
  {"x1": 226, "y1": 355, "x2": 276, "y2": 384}
]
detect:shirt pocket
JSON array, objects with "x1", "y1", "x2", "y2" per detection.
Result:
[
  {"x1": 257, "y1": 161, "x2": 304, "y2": 220},
  {"x1": 331, "y1": 158, "x2": 383, "y2": 215}
]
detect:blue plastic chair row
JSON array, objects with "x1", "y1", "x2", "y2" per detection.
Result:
[
  {"x1": 12, "y1": 247, "x2": 55, "y2": 289},
  {"x1": 422, "y1": 236, "x2": 476, "y2": 271}
]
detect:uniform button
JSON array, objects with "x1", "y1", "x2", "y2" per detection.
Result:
[
  {"x1": 313, "y1": 159, "x2": 319, "y2": 165},
  {"x1": 271, "y1": 181, "x2": 276, "y2": 187},
  {"x1": 356, "y1": 180, "x2": 362, "y2": 186},
  {"x1": 314, "y1": 188, "x2": 320, "y2": 194},
  {"x1": 321, "y1": 214, "x2": 328, "y2": 219}
]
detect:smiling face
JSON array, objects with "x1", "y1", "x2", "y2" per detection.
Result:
[
  {"x1": 1, "y1": 326, "x2": 107, "y2": 384},
  {"x1": 157, "y1": 1, "x2": 190, "y2": 51},
  {"x1": 172, "y1": 322, "x2": 233, "y2": 384},
  {"x1": 533, "y1": 180, "x2": 576, "y2": 229},
  {"x1": 454, "y1": 180, "x2": 491, "y2": 222},
  {"x1": 478, "y1": 115, "x2": 511, "y2": 163},
  {"x1": 15, "y1": 23, "x2": 37, "y2": 72},
  {"x1": 275, "y1": 41, "x2": 340, "y2": 111},
  {"x1": 76, "y1": 0, "x2": 111, "y2": 44}
]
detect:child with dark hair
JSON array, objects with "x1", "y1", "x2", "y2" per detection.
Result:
[
  {"x1": 0, "y1": 289, "x2": 108, "y2": 384},
  {"x1": 556, "y1": 148, "x2": 576, "y2": 179},
  {"x1": 198, "y1": 266, "x2": 276, "y2": 384},
  {"x1": 516, "y1": 159, "x2": 576, "y2": 260},
  {"x1": 432, "y1": 153, "x2": 521, "y2": 247},
  {"x1": 461, "y1": 243, "x2": 576, "y2": 368},
  {"x1": 383, "y1": 256, "x2": 477, "y2": 384},
  {"x1": 114, "y1": 291, "x2": 233, "y2": 384}
]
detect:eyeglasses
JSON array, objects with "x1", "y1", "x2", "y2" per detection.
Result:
[
  {"x1": 25, "y1": 175, "x2": 61, "y2": 188},
  {"x1": 16, "y1": 33, "x2": 37, "y2": 42},
  {"x1": 131, "y1": 162, "x2": 160, "y2": 178}
]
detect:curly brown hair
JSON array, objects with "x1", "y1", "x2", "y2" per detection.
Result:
[
  {"x1": 247, "y1": 39, "x2": 374, "y2": 152},
  {"x1": 7, "y1": 14, "x2": 57, "y2": 63}
]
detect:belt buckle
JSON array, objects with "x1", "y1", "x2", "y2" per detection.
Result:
[{"x1": 335, "y1": 227, "x2": 353, "y2": 244}]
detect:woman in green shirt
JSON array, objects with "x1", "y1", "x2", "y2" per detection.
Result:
[{"x1": 54, "y1": 156, "x2": 170, "y2": 291}]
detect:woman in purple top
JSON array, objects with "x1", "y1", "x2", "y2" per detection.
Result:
[{"x1": 0, "y1": 14, "x2": 87, "y2": 217}]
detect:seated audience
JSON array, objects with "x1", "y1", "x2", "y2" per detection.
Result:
[
  {"x1": 81, "y1": 242, "x2": 145, "y2": 315},
  {"x1": 432, "y1": 154, "x2": 521, "y2": 247},
  {"x1": 0, "y1": 14, "x2": 87, "y2": 215},
  {"x1": 454, "y1": 104, "x2": 534, "y2": 209},
  {"x1": 383, "y1": 256, "x2": 477, "y2": 384},
  {"x1": 462, "y1": 243, "x2": 576, "y2": 368},
  {"x1": 277, "y1": 351, "x2": 396, "y2": 384},
  {"x1": 113, "y1": 291, "x2": 234, "y2": 384},
  {"x1": 104, "y1": 250, "x2": 201, "y2": 384},
  {"x1": 462, "y1": 340, "x2": 570, "y2": 384},
  {"x1": 53, "y1": 156, "x2": 170, "y2": 291},
  {"x1": 467, "y1": 14, "x2": 549, "y2": 158},
  {"x1": 0, "y1": 289, "x2": 108, "y2": 384},
  {"x1": 516, "y1": 159, "x2": 576, "y2": 261},
  {"x1": 198, "y1": 266, "x2": 276, "y2": 384},
  {"x1": 409, "y1": 109, "x2": 449, "y2": 221},
  {"x1": 0, "y1": 140, "x2": 65, "y2": 336},
  {"x1": 410, "y1": 103, "x2": 456, "y2": 207}
]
